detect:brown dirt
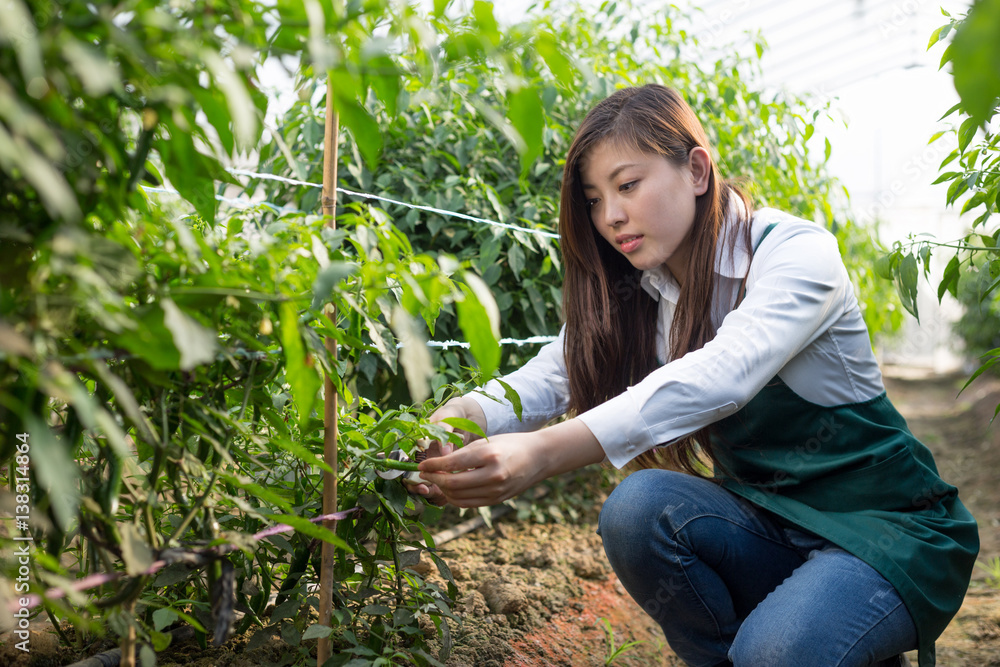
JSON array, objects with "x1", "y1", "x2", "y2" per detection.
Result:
[
  {"x1": 3, "y1": 370, "x2": 1000, "y2": 666},
  {"x1": 883, "y1": 370, "x2": 1000, "y2": 667},
  {"x1": 422, "y1": 506, "x2": 676, "y2": 667}
]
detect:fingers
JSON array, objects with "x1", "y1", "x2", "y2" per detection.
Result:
[
  {"x1": 423, "y1": 440, "x2": 454, "y2": 458},
  {"x1": 402, "y1": 480, "x2": 449, "y2": 506},
  {"x1": 402, "y1": 466, "x2": 498, "y2": 508},
  {"x1": 395, "y1": 401, "x2": 481, "y2": 508},
  {"x1": 418, "y1": 467, "x2": 494, "y2": 494},
  {"x1": 424, "y1": 439, "x2": 535, "y2": 508},
  {"x1": 418, "y1": 458, "x2": 515, "y2": 509},
  {"x1": 418, "y1": 442, "x2": 488, "y2": 474}
]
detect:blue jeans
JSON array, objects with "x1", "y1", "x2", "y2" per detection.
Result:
[{"x1": 597, "y1": 469, "x2": 917, "y2": 667}]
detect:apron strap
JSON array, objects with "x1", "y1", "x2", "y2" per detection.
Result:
[
  {"x1": 737, "y1": 222, "x2": 779, "y2": 305},
  {"x1": 754, "y1": 222, "x2": 779, "y2": 253}
]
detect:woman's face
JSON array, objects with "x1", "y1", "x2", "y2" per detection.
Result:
[{"x1": 580, "y1": 140, "x2": 710, "y2": 284}]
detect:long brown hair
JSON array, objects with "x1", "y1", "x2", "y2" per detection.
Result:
[{"x1": 560, "y1": 84, "x2": 753, "y2": 476}]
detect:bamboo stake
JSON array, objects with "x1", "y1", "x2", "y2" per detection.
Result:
[{"x1": 317, "y1": 76, "x2": 340, "y2": 667}]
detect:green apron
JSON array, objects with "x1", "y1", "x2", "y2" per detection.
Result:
[{"x1": 709, "y1": 225, "x2": 980, "y2": 667}]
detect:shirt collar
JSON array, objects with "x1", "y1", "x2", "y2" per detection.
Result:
[{"x1": 639, "y1": 192, "x2": 751, "y2": 303}]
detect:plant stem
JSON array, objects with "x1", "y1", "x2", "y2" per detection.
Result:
[
  {"x1": 122, "y1": 601, "x2": 136, "y2": 667},
  {"x1": 898, "y1": 239, "x2": 1000, "y2": 252},
  {"x1": 238, "y1": 360, "x2": 257, "y2": 422},
  {"x1": 45, "y1": 605, "x2": 73, "y2": 647},
  {"x1": 167, "y1": 471, "x2": 218, "y2": 545}
]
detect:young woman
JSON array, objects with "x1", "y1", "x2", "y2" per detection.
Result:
[{"x1": 410, "y1": 84, "x2": 979, "y2": 667}]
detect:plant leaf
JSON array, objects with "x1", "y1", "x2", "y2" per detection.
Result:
[
  {"x1": 153, "y1": 608, "x2": 179, "y2": 632},
  {"x1": 439, "y1": 417, "x2": 487, "y2": 441},
  {"x1": 874, "y1": 253, "x2": 894, "y2": 280},
  {"x1": 119, "y1": 523, "x2": 155, "y2": 576},
  {"x1": 335, "y1": 96, "x2": 382, "y2": 170},
  {"x1": 495, "y1": 378, "x2": 524, "y2": 422},
  {"x1": 301, "y1": 624, "x2": 332, "y2": 640},
  {"x1": 958, "y1": 116, "x2": 979, "y2": 153},
  {"x1": 311, "y1": 261, "x2": 356, "y2": 310},
  {"x1": 279, "y1": 301, "x2": 322, "y2": 426},
  {"x1": 938, "y1": 255, "x2": 961, "y2": 302},
  {"x1": 270, "y1": 436, "x2": 334, "y2": 474},
  {"x1": 162, "y1": 299, "x2": 218, "y2": 371},
  {"x1": 267, "y1": 513, "x2": 354, "y2": 553},
  {"x1": 26, "y1": 416, "x2": 80, "y2": 531},
  {"x1": 507, "y1": 86, "x2": 545, "y2": 178},
  {"x1": 535, "y1": 31, "x2": 576, "y2": 86},
  {"x1": 950, "y1": 0, "x2": 1000, "y2": 129},
  {"x1": 457, "y1": 274, "x2": 500, "y2": 378},
  {"x1": 391, "y1": 306, "x2": 432, "y2": 402}
]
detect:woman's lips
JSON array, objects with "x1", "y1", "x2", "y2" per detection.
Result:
[{"x1": 616, "y1": 234, "x2": 644, "y2": 253}]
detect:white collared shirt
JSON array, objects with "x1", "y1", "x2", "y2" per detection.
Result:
[{"x1": 469, "y1": 207, "x2": 885, "y2": 469}]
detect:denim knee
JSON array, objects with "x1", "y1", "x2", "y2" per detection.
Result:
[
  {"x1": 598, "y1": 469, "x2": 666, "y2": 567},
  {"x1": 729, "y1": 621, "x2": 812, "y2": 667},
  {"x1": 598, "y1": 468, "x2": 729, "y2": 540},
  {"x1": 598, "y1": 468, "x2": 708, "y2": 567},
  {"x1": 599, "y1": 469, "x2": 658, "y2": 535}
]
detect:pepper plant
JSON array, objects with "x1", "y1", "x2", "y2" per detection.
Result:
[
  {"x1": 1, "y1": 0, "x2": 901, "y2": 664},
  {"x1": 876, "y1": 1, "x2": 1000, "y2": 394},
  {"x1": 251, "y1": 0, "x2": 902, "y2": 412},
  {"x1": 0, "y1": 0, "x2": 524, "y2": 663}
]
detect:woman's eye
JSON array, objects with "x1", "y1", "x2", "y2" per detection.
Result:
[
  {"x1": 585, "y1": 198, "x2": 599, "y2": 208},
  {"x1": 620, "y1": 180, "x2": 637, "y2": 192}
]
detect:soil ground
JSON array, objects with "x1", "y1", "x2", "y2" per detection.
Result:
[{"x1": 3, "y1": 370, "x2": 1000, "y2": 666}]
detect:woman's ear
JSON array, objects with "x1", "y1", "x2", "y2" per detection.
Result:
[{"x1": 688, "y1": 147, "x2": 711, "y2": 196}]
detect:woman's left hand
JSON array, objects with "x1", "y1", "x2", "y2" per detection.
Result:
[{"x1": 416, "y1": 431, "x2": 543, "y2": 508}]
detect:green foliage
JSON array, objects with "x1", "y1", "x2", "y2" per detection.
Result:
[
  {"x1": 600, "y1": 616, "x2": 648, "y2": 666},
  {"x1": 1, "y1": 0, "x2": 899, "y2": 663},
  {"x1": 0, "y1": 0, "x2": 268, "y2": 235},
  {"x1": 877, "y1": 5, "x2": 999, "y2": 393},
  {"x1": 975, "y1": 556, "x2": 1000, "y2": 590},
  {"x1": 0, "y1": 0, "x2": 504, "y2": 662},
  {"x1": 943, "y1": 0, "x2": 1000, "y2": 130},
  {"x1": 253, "y1": 0, "x2": 898, "y2": 410},
  {"x1": 953, "y1": 260, "x2": 1000, "y2": 362}
]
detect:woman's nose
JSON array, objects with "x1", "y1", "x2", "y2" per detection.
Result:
[{"x1": 604, "y1": 197, "x2": 626, "y2": 226}]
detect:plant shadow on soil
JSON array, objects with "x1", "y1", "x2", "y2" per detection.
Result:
[{"x1": 4, "y1": 370, "x2": 1000, "y2": 666}]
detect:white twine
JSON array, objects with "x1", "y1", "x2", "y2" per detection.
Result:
[
  {"x1": 227, "y1": 168, "x2": 561, "y2": 239},
  {"x1": 137, "y1": 172, "x2": 562, "y2": 351},
  {"x1": 399, "y1": 335, "x2": 557, "y2": 350}
]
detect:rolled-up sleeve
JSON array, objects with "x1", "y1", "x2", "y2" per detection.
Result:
[
  {"x1": 580, "y1": 223, "x2": 850, "y2": 469},
  {"x1": 469, "y1": 326, "x2": 571, "y2": 435}
]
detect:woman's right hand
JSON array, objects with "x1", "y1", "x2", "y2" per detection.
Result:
[{"x1": 403, "y1": 396, "x2": 487, "y2": 505}]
